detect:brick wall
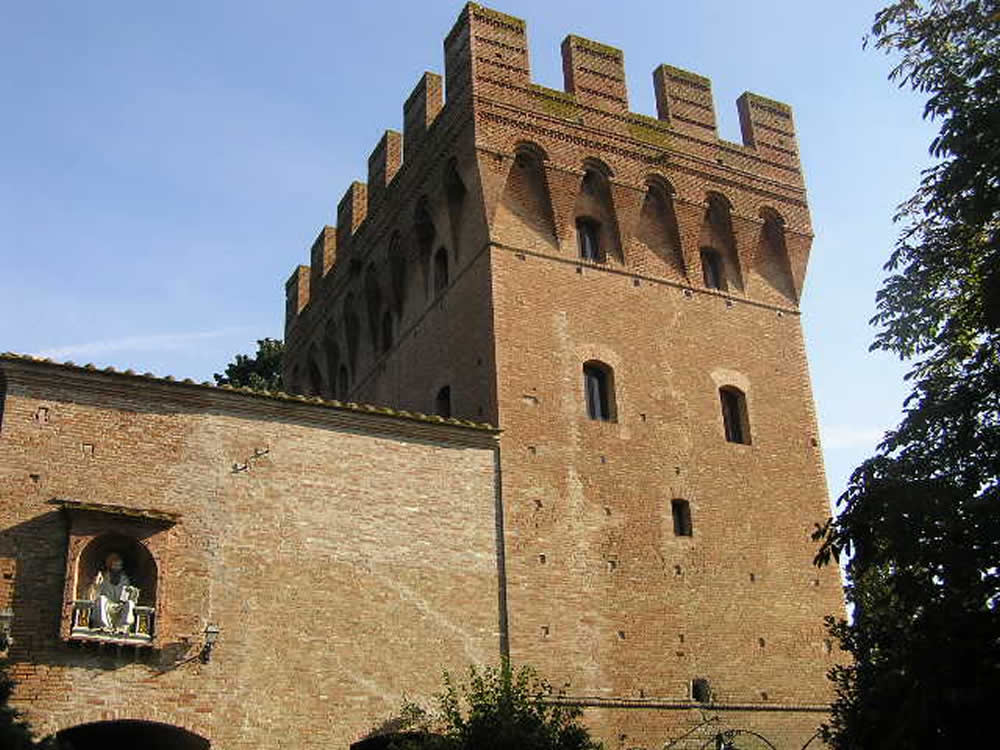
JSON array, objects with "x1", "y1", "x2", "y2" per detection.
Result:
[
  {"x1": 0, "y1": 4, "x2": 847, "y2": 748},
  {"x1": 0, "y1": 359, "x2": 500, "y2": 749},
  {"x1": 276, "y1": 4, "x2": 843, "y2": 747}
]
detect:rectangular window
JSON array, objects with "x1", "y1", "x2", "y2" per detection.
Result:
[
  {"x1": 720, "y1": 387, "x2": 750, "y2": 444},
  {"x1": 436, "y1": 385, "x2": 452, "y2": 418},
  {"x1": 671, "y1": 499, "x2": 692, "y2": 536}
]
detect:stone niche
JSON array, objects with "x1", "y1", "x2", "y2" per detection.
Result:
[{"x1": 52, "y1": 499, "x2": 178, "y2": 649}]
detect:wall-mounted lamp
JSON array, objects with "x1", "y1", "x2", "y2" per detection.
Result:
[
  {"x1": 0, "y1": 608, "x2": 12, "y2": 652},
  {"x1": 199, "y1": 623, "x2": 220, "y2": 663}
]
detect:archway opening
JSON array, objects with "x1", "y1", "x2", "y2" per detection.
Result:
[{"x1": 57, "y1": 720, "x2": 209, "y2": 750}]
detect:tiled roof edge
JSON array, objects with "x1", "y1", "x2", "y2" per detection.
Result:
[{"x1": 0, "y1": 352, "x2": 498, "y2": 433}]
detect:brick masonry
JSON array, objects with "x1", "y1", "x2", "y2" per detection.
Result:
[
  {"x1": 280, "y1": 4, "x2": 843, "y2": 747},
  {"x1": 2, "y1": 4, "x2": 845, "y2": 749},
  {"x1": 0, "y1": 359, "x2": 501, "y2": 749}
]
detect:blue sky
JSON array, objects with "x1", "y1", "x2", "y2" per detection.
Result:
[{"x1": 0, "y1": 1, "x2": 935, "y2": 507}]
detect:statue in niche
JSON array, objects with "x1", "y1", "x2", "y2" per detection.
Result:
[{"x1": 88, "y1": 552, "x2": 139, "y2": 634}]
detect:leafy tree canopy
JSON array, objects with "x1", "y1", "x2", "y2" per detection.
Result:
[
  {"x1": 0, "y1": 663, "x2": 50, "y2": 750},
  {"x1": 363, "y1": 664, "x2": 603, "y2": 750},
  {"x1": 213, "y1": 338, "x2": 284, "y2": 392},
  {"x1": 814, "y1": 1, "x2": 1000, "y2": 747}
]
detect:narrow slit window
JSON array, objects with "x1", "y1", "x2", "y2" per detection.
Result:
[
  {"x1": 434, "y1": 247, "x2": 449, "y2": 294},
  {"x1": 720, "y1": 387, "x2": 750, "y2": 444},
  {"x1": 671, "y1": 499, "x2": 692, "y2": 537},
  {"x1": 337, "y1": 366, "x2": 350, "y2": 401},
  {"x1": 583, "y1": 362, "x2": 614, "y2": 421},
  {"x1": 701, "y1": 248, "x2": 725, "y2": 290},
  {"x1": 435, "y1": 385, "x2": 452, "y2": 418},
  {"x1": 381, "y1": 311, "x2": 393, "y2": 353},
  {"x1": 577, "y1": 218, "x2": 602, "y2": 262}
]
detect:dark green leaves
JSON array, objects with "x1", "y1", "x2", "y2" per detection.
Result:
[
  {"x1": 213, "y1": 338, "x2": 284, "y2": 392},
  {"x1": 816, "y1": 2, "x2": 1000, "y2": 747}
]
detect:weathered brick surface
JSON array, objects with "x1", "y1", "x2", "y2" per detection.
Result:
[
  {"x1": 0, "y1": 361, "x2": 500, "y2": 749},
  {"x1": 277, "y1": 4, "x2": 842, "y2": 747},
  {"x1": 277, "y1": 3, "x2": 842, "y2": 746},
  {"x1": 3, "y1": 4, "x2": 845, "y2": 748}
]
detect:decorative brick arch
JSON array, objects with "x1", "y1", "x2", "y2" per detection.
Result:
[{"x1": 41, "y1": 707, "x2": 213, "y2": 744}]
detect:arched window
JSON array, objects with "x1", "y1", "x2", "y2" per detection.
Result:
[
  {"x1": 701, "y1": 248, "x2": 725, "y2": 290},
  {"x1": 444, "y1": 158, "x2": 467, "y2": 258},
  {"x1": 435, "y1": 385, "x2": 452, "y2": 418},
  {"x1": 365, "y1": 265, "x2": 383, "y2": 350},
  {"x1": 576, "y1": 218, "x2": 602, "y2": 262},
  {"x1": 415, "y1": 197, "x2": 435, "y2": 296},
  {"x1": 434, "y1": 247, "x2": 449, "y2": 294},
  {"x1": 337, "y1": 365, "x2": 350, "y2": 400},
  {"x1": 671, "y1": 499, "x2": 693, "y2": 537},
  {"x1": 720, "y1": 386, "x2": 751, "y2": 444},
  {"x1": 307, "y1": 347, "x2": 324, "y2": 397},
  {"x1": 415, "y1": 198, "x2": 435, "y2": 255},
  {"x1": 381, "y1": 310, "x2": 393, "y2": 353},
  {"x1": 573, "y1": 163, "x2": 621, "y2": 263},
  {"x1": 344, "y1": 294, "x2": 361, "y2": 374},
  {"x1": 389, "y1": 232, "x2": 407, "y2": 315},
  {"x1": 583, "y1": 361, "x2": 615, "y2": 421},
  {"x1": 324, "y1": 322, "x2": 340, "y2": 398}
]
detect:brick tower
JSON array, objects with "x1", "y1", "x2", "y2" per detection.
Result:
[{"x1": 283, "y1": 4, "x2": 842, "y2": 747}]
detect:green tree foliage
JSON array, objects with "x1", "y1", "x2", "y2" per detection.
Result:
[
  {"x1": 213, "y1": 338, "x2": 284, "y2": 391},
  {"x1": 365, "y1": 664, "x2": 603, "y2": 750},
  {"x1": 813, "y1": 1, "x2": 1000, "y2": 747},
  {"x1": 0, "y1": 663, "x2": 42, "y2": 750}
]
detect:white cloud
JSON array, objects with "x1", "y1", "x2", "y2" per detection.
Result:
[
  {"x1": 821, "y1": 425, "x2": 887, "y2": 449},
  {"x1": 35, "y1": 327, "x2": 248, "y2": 361}
]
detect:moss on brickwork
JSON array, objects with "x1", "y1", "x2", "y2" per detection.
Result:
[
  {"x1": 567, "y1": 34, "x2": 622, "y2": 60},
  {"x1": 627, "y1": 113, "x2": 674, "y2": 149},
  {"x1": 469, "y1": 3, "x2": 525, "y2": 30},
  {"x1": 529, "y1": 84, "x2": 580, "y2": 121},
  {"x1": 658, "y1": 63, "x2": 711, "y2": 88},
  {"x1": 745, "y1": 92, "x2": 792, "y2": 114}
]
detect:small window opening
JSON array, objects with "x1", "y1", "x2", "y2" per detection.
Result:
[
  {"x1": 307, "y1": 357, "x2": 323, "y2": 397},
  {"x1": 692, "y1": 678, "x2": 712, "y2": 703},
  {"x1": 434, "y1": 247, "x2": 449, "y2": 294},
  {"x1": 701, "y1": 248, "x2": 725, "y2": 290},
  {"x1": 671, "y1": 499, "x2": 692, "y2": 537},
  {"x1": 583, "y1": 361, "x2": 614, "y2": 421},
  {"x1": 576, "y1": 218, "x2": 603, "y2": 262},
  {"x1": 435, "y1": 386, "x2": 452, "y2": 418},
  {"x1": 381, "y1": 311, "x2": 393, "y2": 353},
  {"x1": 720, "y1": 387, "x2": 750, "y2": 444}
]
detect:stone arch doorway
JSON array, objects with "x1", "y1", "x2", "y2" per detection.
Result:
[{"x1": 57, "y1": 720, "x2": 210, "y2": 750}]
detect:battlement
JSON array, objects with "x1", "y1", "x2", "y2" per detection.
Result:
[{"x1": 285, "y1": 2, "x2": 804, "y2": 330}]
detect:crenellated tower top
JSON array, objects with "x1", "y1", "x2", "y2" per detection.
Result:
[{"x1": 285, "y1": 1, "x2": 810, "y2": 351}]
